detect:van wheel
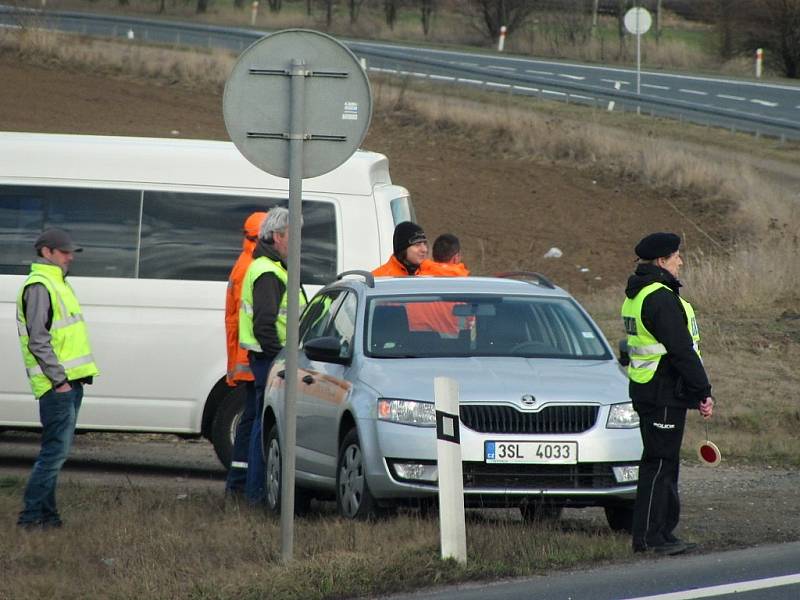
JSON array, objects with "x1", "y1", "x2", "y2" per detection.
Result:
[
  {"x1": 604, "y1": 503, "x2": 635, "y2": 532},
  {"x1": 210, "y1": 384, "x2": 246, "y2": 470},
  {"x1": 264, "y1": 425, "x2": 311, "y2": 516},
  {"x1": 336, "y1": 429, "x2": 379, "y2": 520}
]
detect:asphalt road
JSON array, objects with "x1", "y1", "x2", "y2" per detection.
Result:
[
  {"x1": 378, "y1": 541, "x2": 800, "y2": 600},
  {"x1": 2, "y1": 5, "x2": 799, "y2": 138}
]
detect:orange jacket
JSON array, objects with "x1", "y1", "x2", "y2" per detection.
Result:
[
  {"x1": 225, "y1": 212, "x2": 267, "y2": 386},
  {"x1": 372, "y1": 255, "x2": 415, "y2": 277},
  {"x1": 372, "y1": 256, "x2": 470, "y2": 334}
]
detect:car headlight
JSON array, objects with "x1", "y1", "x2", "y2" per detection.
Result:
[
  {"x1": 607, "y1": 402, "x2": 639, "y2": 428},
  {"x1": 378, "y1": 398, "x2": 435, "y2": 427}
]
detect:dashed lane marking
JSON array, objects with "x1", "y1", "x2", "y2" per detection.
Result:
[
  {"x1": 679, "y1": 88, "x2": 708, "y2": 95},
  {"x1": 717, "y1": 94, "x2": 746, "y2": 101},
  {"x1": 751, "y1": 98, "x2": 779, "y2": 107}
]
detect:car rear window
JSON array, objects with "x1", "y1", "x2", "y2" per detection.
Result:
[{"x1": 365, "y1": 295, "x2": 610, "y2": 360}]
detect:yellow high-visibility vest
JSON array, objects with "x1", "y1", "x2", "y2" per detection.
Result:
[
  {"x1": 621, "y1": 282, "x2": 700, "y2": 384},
  {"x1": 16, "y1": 262, "x2": 99, "y2": 398},
  {"x1": 239, "y1": 256, "x2": 306, "y2": 352}
]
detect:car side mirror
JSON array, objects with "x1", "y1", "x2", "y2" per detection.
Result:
[
  {"x1": 618, "y1": 339, "x2": 630, "y2": 367},
  {"x1": 303, "y1": 336, "x2": 351, "y2": 365}
]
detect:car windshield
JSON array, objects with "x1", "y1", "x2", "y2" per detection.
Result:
[{"x1": 365, "y1": 294, "x2": 610, "y2": 359}]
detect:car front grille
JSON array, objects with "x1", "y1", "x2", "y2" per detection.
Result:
[
  {"x1": 462, "y1": 462, "x2": 618, "y2": 490},
  {"x1": 460, "y1": 404, "x2": 599, "y2": 434}
]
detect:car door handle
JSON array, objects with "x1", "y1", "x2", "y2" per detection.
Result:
[
  {"x1": 302, "y1": 374, "x2": 314, "y2": 385},
  {"x1": 277, "y1": 370, "x2": 286, "y2": 379}
]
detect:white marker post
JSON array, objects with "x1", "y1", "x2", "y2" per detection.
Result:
[
  {"x1": 435, "y1": 376, "x2": 467, "y2": 565},
  {"x1": 251, "y1": 1, "x2": 259, "y2": 26},
  {"x1": 756, "y1": 48, "x2": 763, "y2": 79},
  {"x1": 497, "y1": 25, "x2": 507, "y2": 52}
]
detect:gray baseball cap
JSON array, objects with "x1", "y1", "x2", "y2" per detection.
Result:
[{"x1": 34, "y1": 228, "x2": 83, "y2": 252}]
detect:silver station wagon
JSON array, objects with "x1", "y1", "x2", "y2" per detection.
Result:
[{"x1": 262, "y1": 272, "x2": 641, "y2": 530}]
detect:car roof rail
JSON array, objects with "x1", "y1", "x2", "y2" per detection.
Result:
[
  {"x1": 336, "y1": 270, "x2": 375, "y2": 288},
  {"x1": 494, "y1": 271, "x2": 556, "y2": 289}
]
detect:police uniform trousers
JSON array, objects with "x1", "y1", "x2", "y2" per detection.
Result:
[{"x1": 632, "y1": 404, "x2": 687, "y2": 548}]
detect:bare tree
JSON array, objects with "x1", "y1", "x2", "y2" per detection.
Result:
[
  {"x1": 384, "y1": 0, "x2": 398, "y2": 29},
  {"x1": 268, "y1": 0, "x2": 282, "y2": 12},
  {"x1": 462, "y1": 0, "x2": 538, "y2": 41},
  {"x1": 321, "y1": 0, "x2": 334, "y2": 28},
  {"x1": 737, "y1": 0, "x2": 800, "y2": 77},
  {"x1": 196, "y1": 0, "x2": 208, "y2": 13},
  {"x1": 420, "y1": 0, "x2": 435, "y2": 35},
  {"x1": 349, "y1": 0, "x2": 366, "y2": 23}
]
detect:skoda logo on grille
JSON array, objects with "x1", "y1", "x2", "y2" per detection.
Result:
[{"x1": 521, "y1": 394, "x2": 537, "y2": 406}]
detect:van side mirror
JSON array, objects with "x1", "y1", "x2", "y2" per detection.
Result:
[
  {"x1": 618, "y1": 339, "x2": 630, "y2": 367},
  {"x1": 304, "y1": 336, "x2": 351, "y2": 365}
]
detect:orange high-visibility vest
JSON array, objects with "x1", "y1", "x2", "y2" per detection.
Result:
[{"x1": 225, "y1": 212, "x2": 267, "y2": 386}]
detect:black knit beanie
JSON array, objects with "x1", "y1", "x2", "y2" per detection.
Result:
[{"x1": 393, "y1": 221, "x2": 427, "y2": 256}]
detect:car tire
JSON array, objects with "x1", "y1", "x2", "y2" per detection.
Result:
[
  {"x1": 520, "y1": 502, "x2": 563, "y2": 523},
  {"x1": 210, "y1": 384, "x2": 246, "y2": 470},
  {"x1": 336, "y1": 429, "x2": 380, "y2": 520},
  {"x1": 264, "y1": 424, "x2": 311, "y2": 516},
  {"x1": 604, "y1": 503, "x2": 635, "y2": 532}
]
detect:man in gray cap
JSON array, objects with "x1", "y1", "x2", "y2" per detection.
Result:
[
  {"x1": 621, "y1": 232, "x2": 714, "y2": 555},
  {"x1": 15, "y1": 228, "x2": 99, "y2": 529}
]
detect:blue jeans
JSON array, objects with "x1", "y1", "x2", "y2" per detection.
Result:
[
  {"x1": 245, "y1": 353, "x2": 272, "y2": 505},
  {"x1": 18, "y1": 383, "x2": 83, "y2": 526},
  {"x1": 225, "y1": 381, "x2": 256, "y2": 494}
]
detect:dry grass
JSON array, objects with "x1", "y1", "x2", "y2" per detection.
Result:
[{"x1": 0, "y1": 480, "x2": 628, "y2": 600}]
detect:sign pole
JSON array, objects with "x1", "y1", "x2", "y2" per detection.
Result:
[{"x1": 280, "y1": 56, "x2": 307, "y2": 564}]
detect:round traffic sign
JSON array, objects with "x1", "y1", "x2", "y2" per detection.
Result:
[
  {"x1": 624, "y1": 7, "x2": 652, "y2": 36},
  {"x1": 223, "y1": 29, "x2": 372, "y2": 179}
]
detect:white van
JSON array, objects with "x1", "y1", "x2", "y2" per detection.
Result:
[{"x1": 0, "y1": 132, "x2": 414, "y2": 467}]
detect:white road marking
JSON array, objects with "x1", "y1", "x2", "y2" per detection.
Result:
[
  {"x1": 618, "y1": 573, "x2": 800, "y2": 600},
  {"x1": 543, "y1": 90, "x2": 566, "y2": 97},
  {"x1": 603, "y1": 78, "x2": 630, "y2": 85},
  {"x1": 429, "y1": 74, "x2": 455, "y2": 81},
  {"x1": 751, "y1": 98, "x2": 778, "y2": 107},
  {"x1": 410, "y1": 72, "x2": 428, "y2": 78},
  {"x1": 487, "y1": 65, "x2": 516, "y2": 71},
  {"x1": 642, "y1": 83, "x2": 669, "y2": 90},
  {"x1": 453, "y1": 61, "x2": 478, "y2": 67},
  {"x1": 570, "y1": 94, "x2": 594, "y2": 100},
  {"x1": 558, "y1": 73, "x2": 586, "y2": 80},
  {"x1": 717, "y1": 94, "x2": 746, "y2": 101},
  {"x1": 353, "y1": 41, "x2": 800, "y2": 91},
  {"x1": 513, "y1": 85, "x2": 539, "y2": 93},
  {"x1": 526, "y1": 69, "x2": 553, "y2": 75},
  {"x1": 457, "y1": 78, "x2": 484, "y2": 85},
  {"x1": 679, "y1": 88, "x2": 708, "y2": 95},
  {"x1": 486, "y1": 81, "x2": 511, "y2": 89}
]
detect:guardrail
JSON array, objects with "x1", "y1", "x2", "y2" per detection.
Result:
[{"x1": 2, "y1": 5, "x2": 798, "y2": 141}]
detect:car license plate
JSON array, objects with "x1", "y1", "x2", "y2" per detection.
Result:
[{"x1": 485, "y1": 441, "x2": 578, "y2": 464}]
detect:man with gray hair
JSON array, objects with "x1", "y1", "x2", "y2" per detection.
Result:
[{"x1": 237, "y1": 206, "x2": 306, "y2": 504}]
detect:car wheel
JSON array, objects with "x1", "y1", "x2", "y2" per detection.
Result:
[
  {"x1": 604, "y1": 503, "x2": 635, "y2": 532},
  {"x1": 210, "y1": 384, "x2": 246, "y2": 469},
  {"x1": 263, "y1": 424, "x2": 312, "y2": 516},
  {"x1": 520, "y1": 502, "x2": 563, "y2": 523},
  {"x1": 336, "y1": 429, "x2": 379, "y2": 520}
]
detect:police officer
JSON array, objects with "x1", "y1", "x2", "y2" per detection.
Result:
[
  {"x1": 238, "y1": 207, "x2": 305, "y2": 504},
  {"x1": 16, "y1": 228, "x2": 99, "y2": 528},
  {"x1": 621, "y1": 232, "x2": 714, "y2": 555}
]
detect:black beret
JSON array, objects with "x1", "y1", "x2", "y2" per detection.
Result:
[
  {"x1": 393, "y1": 221, "x2": 427, "y2": 256},
  {"x1": 635, "y1": 232, "x2": 680, "y2": 260}
]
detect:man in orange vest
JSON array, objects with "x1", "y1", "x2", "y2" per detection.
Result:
[
  {"x1": 225, "y1": 211, "x2": 267, "y2": 496},
  {"x1": 373, "y1": 221, "x2": 429, "y2": 277},
  {"x1": 420, "y1": 233, "x2": 470, "y2": 277}
]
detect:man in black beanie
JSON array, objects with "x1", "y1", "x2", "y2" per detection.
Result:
[
  {"x1": 373, "y1": 221, "x2": 429, "y2": 276},
  {"x1": 621, "y1": 232, "x2": 714, "y2": 556}
]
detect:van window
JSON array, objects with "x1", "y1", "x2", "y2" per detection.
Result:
[
  {"x1": 0, "y1": 185, "x2": 140, "y2": 277},
  {"x1": 390, "y1": 196, "x2": 415, "y2": 225},
  {"x1": 0, "y1": 186, "x2": 338, "y2": 284}
]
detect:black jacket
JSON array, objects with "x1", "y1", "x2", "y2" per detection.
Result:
[
  {"x1": 251, "y1": 239, "x2": 287, "y2": 360},
  {"x1": 625, "y1": 263, "x2": 711, "y2": 409}
]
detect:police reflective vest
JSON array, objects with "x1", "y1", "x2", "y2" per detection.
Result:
[
  {"x1": 621, "y1": 282, "x2": 700, "y2": 384},
  {"x1": 16, "y1": 262, "x2": 99, "y2": 399},
  {"x1": 239, "y1": 256, "x2": 306, "y2": 352}
]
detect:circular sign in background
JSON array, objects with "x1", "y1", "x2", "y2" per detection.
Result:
[{"x1": 624, "y1": 7, "x2": 652, "y2": 36}]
